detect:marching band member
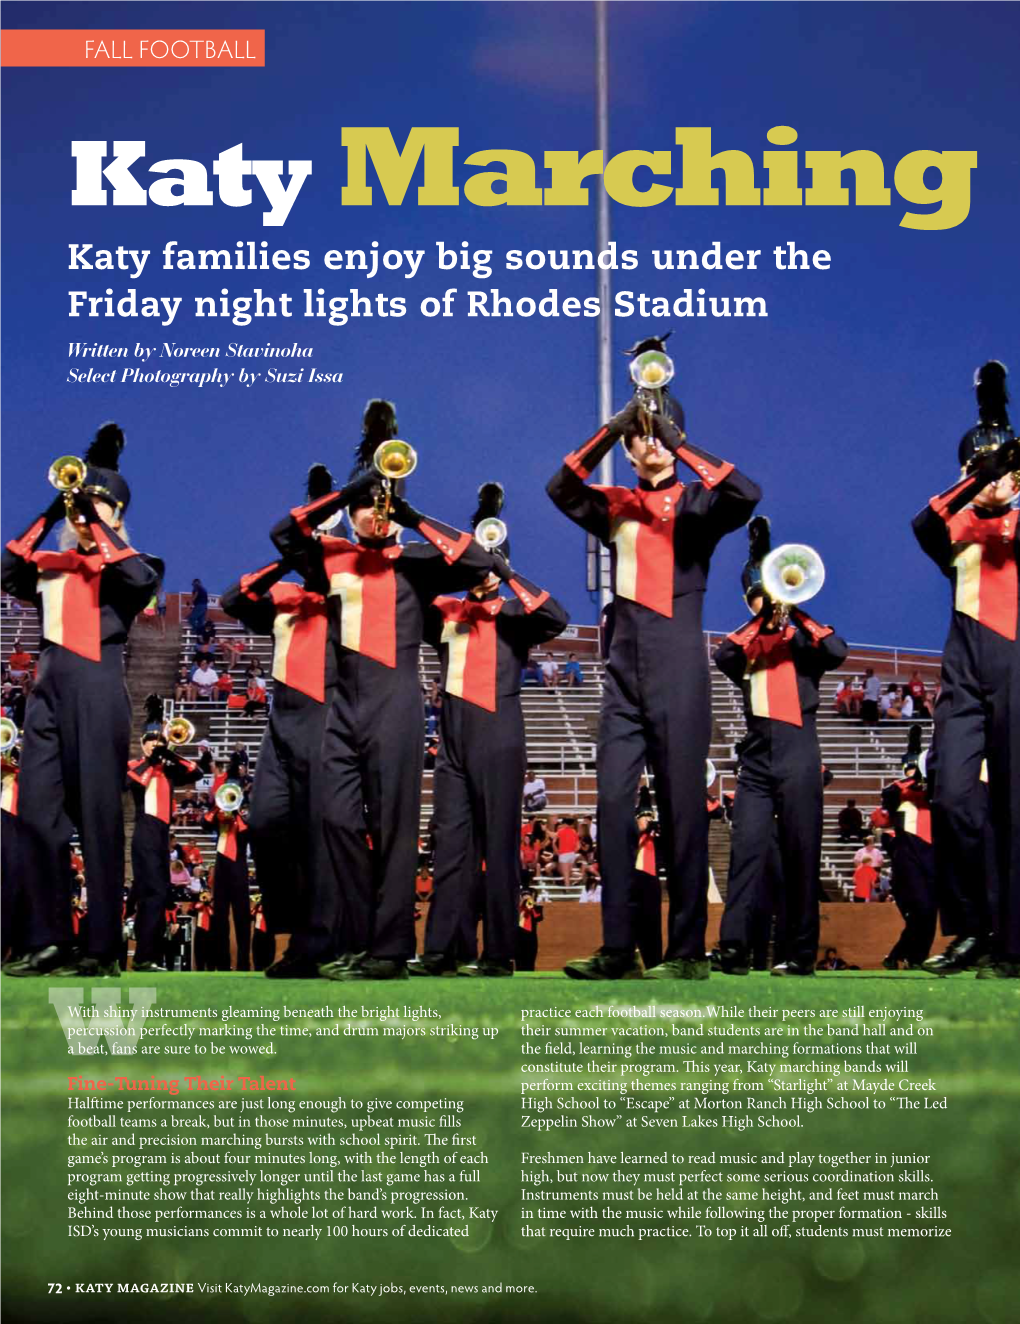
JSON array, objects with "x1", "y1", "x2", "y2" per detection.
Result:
[
  {"x1": 410, "y1": 484, "x2": 568, "y2": 976},
  {"x1": 126, "y1": 696, "x2": 203, "y2": 972},
  {"x1": 2, "y1": 425, "x2": 162, "y2": 977},
  {"x1": 192, "y1": 891, "x2": 214, "y2": 971},
  {"x1": 1, "y1": 725, "x2": 23, "y2": 961},
  {"x1": 915, "y1": 361, "x2": 1019, "y2": 977},
  {"x1": 880, "y1": 745, "x2": 937, "y2": 969},
  {"x1": 204, "y1": 792, "x2": 250, "y2": 971},
  {"x1": 221, "y1": 464, "x2": 340, "y2": 979},
  {"x1": 271, "y1": 401, "x2": 498, "y2": 979},
  {"x1": 713, "y1": 544, "x2": 847, "y2": 976},
  {"x1": 548, "y1": 336, "x2": 760, "y2": 979}
]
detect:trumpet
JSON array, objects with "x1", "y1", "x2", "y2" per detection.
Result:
[
  {"x1": 630, "y1": 349, "x2": 676, "y2": 445},
  {"x1": 372, "y1": 440, "x2": 417, "y2": 536},
  {"x1": 48, "y1": 455, "x2": 88, "y2": 522},
  {"x1": 760, "y1": 544, "x2": 826, "y2": 626},
  {"x1": 215, "y1": 781, "x2": 244, "y2": 814},
  {"x1": 474, "y1": 516, "x2": 508, "y2": 550},
  {"x1": 164, "y1": 717, "x2": 195, "y2": 747},
  {"x1": 0, "y1": 716, "x2": 19, "y2": 756}
]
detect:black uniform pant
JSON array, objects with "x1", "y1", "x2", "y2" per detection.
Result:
[
  {"x1": 130, "y1": 815, "x2": 171, "y2": 965},
  {"x1": 721, "y1": 721, "x2": 823, "y2": 967},
  {"x1": 930, "y1": 619, "x2": 1018, "y2": 958},
  {"x1": 322, "y1": 652, "x2": 423, "y2": 962},
  {"x1": 632, "y1": 870, "x2": 663, "y2": 970},
  {"x1": 597, "y1": 597, "x2": 710, "y2": 960},
  {"x1": 248, "y1": 685, "x2": 336, "y2": 962},
  {"x1": 16, "y1": 646, "x2": 130, "y2": 957},
  {"x1": 748, "y1": 824, "x2": 788, "y2": 968},
  {"x1": 211, "y1": 854, "x2": 251, "y2": 971},
  {"x1": 887, "y1": 834, "x2": 937, "y2": 965},
  {"x1": 425, "y1": 695, "x2": 526, "y2": 965},
  {"x1": 194, "y1": 928, "x2": 214, "y2": 971},
  {"x1": 1, "y1": 809, "x2": 27, "y2": 957}
]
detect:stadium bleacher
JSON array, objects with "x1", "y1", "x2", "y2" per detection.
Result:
[{"x1": 3, "y1": 590, "x2": 941, "y2": 904}]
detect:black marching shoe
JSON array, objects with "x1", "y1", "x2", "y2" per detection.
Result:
[
  {"x1": 922, "y1": 936, "x2": 985, "y2": 976},
  {"x1": 51, "y1": 956, "x2": 121, "y2": 978},
  {"x1": 407, "y1": 955, "x2": 461, "y2": 977},
  {"x1": 4, "y1": 945, "x2": 77, "y2": 977},
  {"x1": 771, "y1": 960, "x2": 815, "y2": 977},
  {"x1": 458, "y1": 960, "x2": 513, "y2": 977},
  {"x1": 317, "y1": 952, "x2": 363, "y2": 978},
  {"x1": 645, "y1": 958, "x2": 711, "y2": 980},
  {"x1": 718, "y1": 944, "x2": 750, "y2": 976},
  {"x1": 564, "y1": 948, "x2": 644, "y2": 980},
  {"x1": 975, "y1": 955, "x2": 1020, "y2": 980},
  {"x1": 334, "y1": 955, "x2": 408, "y2": 982},
  {"x1": 131, "y1": 961, "x2": 168, "y2": 973}
]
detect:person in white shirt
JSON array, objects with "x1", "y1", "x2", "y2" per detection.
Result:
[
  {"x1": 853, "y1": 837, "x2": 885, "y2": 871},
  {"x1": 523, "y1": 768, "x2": 547, "y2": 813},
  {"x1": 540, "y1": 653, "x2": 560, "y2": 688},
  {"x1": 188, "y1": 657, "x2": 219, "y2": 701}
]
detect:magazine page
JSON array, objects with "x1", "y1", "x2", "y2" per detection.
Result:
[{"x1": 1, "y1": 4, "x2": 1017, "y2": 1323}]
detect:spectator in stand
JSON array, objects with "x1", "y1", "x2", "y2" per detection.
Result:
[
  {"x1": 182, "y1": 840, "x2": 204, "y2": 870},
  {"x1": 906, "y1": 670, "x2": 927, "y2": 714},
  {"x1": 835, "y1": 675, "x2": 863, "y2": 718},
  {"x1": 169, "y1": 858, "x2": 192, "y2": 891},
  {"x1": 555, "y1": 817, "x2": 580, "y2": 887},
  {"x1": 220, "y1": 632, "x2": 248, "y2": 672},
  {"x1": 188, "y1": 657, "x2": 219, "y2": 702},
  {"x1": 174, "y1": 663, "x2": 191, "y2": 705},
  {"x1": 871, "y1": 868, "x2": 892, "y2": 902},
  {"x1": 838, "y1": 800, "x2": 865, "y2": 843},
  {"x1": 579, "y1": 874, "x2": 602, "y2": 903},
  {"x1": 193, "y1": 622, "x2": 217, "y2": 665},
  {"x1": 560, "y1": 653, "x2": 584, "y2": 688},
  {"x1": 244, "y1": 663, "x2": 268, "y2": 716},
  {"x1": 523, "y1": 768, "x2": 548, "y2": 813},
  {"x1": 852, "y1": 861, "x2": 877, "y2": 902},
  {"x1": 215, "y1": 669, "x2": 234, "y2": 701},
  {"x1": 854, "y1": 836, "x2": 885, "y2": 872},
  {"x1": 188, "y1": 578, "x2": 209, "y2": 636},
  {"x1": 536, "y1": 844, "x2": 556, "y2": 879},
  {"x1": 6, "y1": 638, "x2": 32, "y2": 685},
  {"x1": 900, "y1": 689, "x2": 914, "y2": 719},
  {"x1": 190, "y1": 864, "x2": 208, "y2": 896},
  {"x1": 540, "y1": 652, "x2": 560, "y2": 688},
  {"x1": 880, "y1": 683, "x2": 902, "y2": 719},
  {"x1": 521, "y1": 658, "x2": 542, "y2": 687},
  {"x1": 817, "y1": 947, "x2": 849, "y2": 970},
  {"x1": 861, "y1": 668, "x2": 882, "y2": 724},
  {"x1": 154, "y1": 583, "x2": 167, "y2": 637}
]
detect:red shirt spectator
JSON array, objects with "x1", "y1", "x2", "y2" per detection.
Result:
[
  {"x1": 853, "y1": 864, "x2": 877, "y2": 901},
  {"x1": 556, "y1": 824, "x2": 579, "y2": 855}
]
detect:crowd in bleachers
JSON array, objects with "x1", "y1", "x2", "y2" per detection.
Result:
[{"x1": 834, "y1": 667, "x2": 936, "y2": 721}]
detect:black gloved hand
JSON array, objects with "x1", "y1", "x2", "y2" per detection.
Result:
[
  {"x1": 388, "y1": 491, "x2": 424, "y2": 530},
  {"x1": 489, "y1": 554, "x2": 513, "y2": 582},
  {"x1": 606, "y1": 398, "x2": 641, "y2": 440},
  {"x1": 45, "y1": 493, "x2": 68, "y2": 524},
  {"x1": 340, "y1": 470, "x2": 378, "y2": 510},
  {"x1": 650, "y1": 410, "x2": 685, "y2": 454},
  {"x1": 70, "y1": 492, "x2": 98, "y2": 527},
  {"x1": 987, "y1": 436, "x2": 1020, "y2": 480}
]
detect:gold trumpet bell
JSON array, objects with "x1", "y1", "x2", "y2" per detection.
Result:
[
  {"x1": 474, "y1": 517, "x2": 508, "y2": 550},
  {"x1": 165, "y1": 717, "x2": 195, "y2": 746},
  {"x1": 761, "y1": 544, "x2": 826, "y2": 606},
  {"x1": 373, "y1": 440, "x2": 417, "y2": 480},
  {"x1": 0, "y1": 717, "x2": 18, "y2": 755},
  {"x1": 630, "y1": 350, "x2": 675, "y2": 391},
  {"x1": 215, "y1": 781, "x2": 244, "y2": 813},
  {"x1": 48, "y1": 455, "x2": 86, "y2": 492}
]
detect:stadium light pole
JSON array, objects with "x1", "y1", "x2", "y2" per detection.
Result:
[{"x1": 593, "y1": 0, "x2": 613, "y2": 610}]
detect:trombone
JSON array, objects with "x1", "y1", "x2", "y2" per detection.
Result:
[
  {"x1": 372, "y1": 440, "x2": 417, "y2": 536},
  {"x1": 760, "y1": 544, "x2": 826, "y2": 627}
]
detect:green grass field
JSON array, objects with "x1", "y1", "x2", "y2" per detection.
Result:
[{"x1": 2, "y1": 972, "x2": 1019, "y2": 1324}]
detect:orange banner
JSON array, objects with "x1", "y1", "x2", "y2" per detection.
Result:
[{"x1": 0, "y1": 30, "x2": 265, "y2": 67}]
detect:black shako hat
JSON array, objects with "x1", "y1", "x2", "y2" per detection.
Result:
[
  {"x1": 471, "y1": 482, "x2": 510, "y2": 562},
  {"x1": 348, "y1": 399, "x2": 400, "y2": 511},
  {"x1": 741, "y1": 516, "x2": 772, "y2": 601},
  {"x1": 141, "y1": 693, "x2": 163, "y2": 738},
  {"x1": 958, "y1": 360, "x2": 1014, "y2": 468},
  {"x1": 83, "y1": 422, "x2": 131, "y2": 512}
]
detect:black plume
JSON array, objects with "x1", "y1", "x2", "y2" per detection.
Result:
[
  {"x1": 306, "y1": 463, "x2": 334, "y2": 501},
  {"x1": 974, "y1": 361, "x2": 1010, "y2": 430},
  {"x1": 905, "y1": 723, "x2": 924, "y2": 758},
  {"x1": 353, "y1": 399, "x2": 399, "y2": 472},
  {"x1": 471, "y1": 482, "x2": 505, "y2": 529},
  {"x1": 747, "y1": 516, "x2": 772, "y2": 563},
  {"x1": 143, "y1": 693, "x2": 163, "y2": 724},
  {"x1": 85, "y1": 422, "x2": 125, "y2": 470}
]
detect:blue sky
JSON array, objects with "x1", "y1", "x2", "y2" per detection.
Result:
[{"x1": 2, "y1": 2, "x2": 1017, "y2": 647}]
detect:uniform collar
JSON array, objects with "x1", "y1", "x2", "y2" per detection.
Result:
[{"x1": 637, "y1": 473, "x2": 679, "y2": 494}]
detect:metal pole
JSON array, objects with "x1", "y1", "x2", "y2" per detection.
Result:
[{"x1": 594, "y1": 0, "x2": 613, "y2": 608}]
